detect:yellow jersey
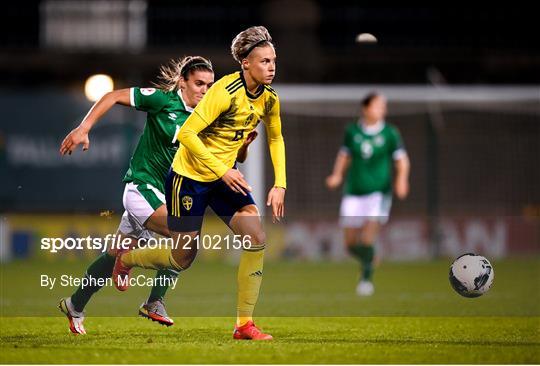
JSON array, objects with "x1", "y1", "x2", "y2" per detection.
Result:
[{"x1": 172, "y1": 71, "x2": 286, "y2": 188}]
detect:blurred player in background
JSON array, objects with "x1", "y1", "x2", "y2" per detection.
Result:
[
  {"x1": 326, "y1": 92, "x2": 410, "y2": 296},
  {"x1": 57, "y1": 56, "x2": 221, "y2": 334},
  {"x1": 113, "y1": 25, "x2": 286, "y2": 340}
]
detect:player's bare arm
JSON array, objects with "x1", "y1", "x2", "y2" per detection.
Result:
[
  {"x1": 236, "y1": 131, "x2": 258, "y2": 163},
  {"x1": 326, "y1": 150, "x2": 352, "y2": 190},
  {"x1": 394, "y1": 154, "x2": 410, "y2": 200},
  {"x1": 60, "y1": 89, "x2": 131, "y2": 155}
]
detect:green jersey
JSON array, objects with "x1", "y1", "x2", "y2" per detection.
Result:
[
  {"x1": 342, "y1": 121, "x2": 405, "y2": 196},
  {"x1": 123, "y1": 87, "x2": 193, "y2": 193}
]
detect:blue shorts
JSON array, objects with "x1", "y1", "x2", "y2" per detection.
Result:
[{"x1": 165, "y1": 169, "x2": 256, "y2": 232}]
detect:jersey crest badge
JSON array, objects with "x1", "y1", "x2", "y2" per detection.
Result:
[
  {"x1": 361, "y1": 141, "x2": 373, "y2": 159},
  {"x1": 140, "y1": 88, "x2": 156, "y2": 96},
  {"x1": 244, "y1": 114, "x2": 255, "y2": 126}
]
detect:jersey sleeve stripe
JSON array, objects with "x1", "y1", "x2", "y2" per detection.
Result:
[
  {"x1": 130, "y1": 87, "x2": 136, "y2": 107},
  {"x1": 225, "y1": 78, "x2": 241, "y2": 88},
  {"x1": 227, "y1": 83, "x2": 243, "y2": 95},
  {"x1": 392, "y1": 148, "x2": 407, "y2": 160},
  {"x1": 264, "y1": 86, "x2": 277, "y2": 96},
  {"x1": 225, "y1": 78, "x2": 242, "y2": 92}
]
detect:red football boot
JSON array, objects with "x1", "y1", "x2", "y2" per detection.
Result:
[{"x1": 233, "y1": 321, "x2": 273, "y2": 340}]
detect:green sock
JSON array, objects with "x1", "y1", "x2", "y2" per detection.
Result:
[
  {"x1": 147, "y1": 269, "x2": 179, "y2": 303},
  {"x1": 360, "y1": 245, "x2": 374, "y2": 281},
  {"x1": 71, "y1": 253, "x2": 115, "y2": 312},
  {"x1": 348, "y1": 244, "x2": 375, "y2": 281},
  {"x1": 347, "y1": 244, "x2": 364, "y2": 262}
]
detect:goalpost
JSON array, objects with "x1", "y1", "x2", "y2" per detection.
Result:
[{"x1": 242, "y1": 84, "x2": 539, "y2": 259}]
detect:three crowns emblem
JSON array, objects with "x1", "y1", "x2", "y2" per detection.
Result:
[{"x1": 182, "y1": 196, "x2": 193, "y2": 210}]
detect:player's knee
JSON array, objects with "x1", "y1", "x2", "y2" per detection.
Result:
[
  {"x1": 344, "y1": 236, "x2": 357, "y2": 247},
  {"x1": 238, "y1": 204, "x2": 259, "y2": 216},
  {"x1": 171, "y1": 250, "x2": 196, "y2": 270},
  {"x1": 359, "y1": 234, "x2": 376, "y2": 245},
  {"x1": 249, "y1": 230, "x2": 266, "y2": 247},
  {"x1": 177, "y1": 257, "x2": 194, "y2": 270}
]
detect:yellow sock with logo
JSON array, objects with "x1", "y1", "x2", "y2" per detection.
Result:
[
  {"x1": 121, "y1": 247, "x2": 182, "y2": 271},
  {"x1": 236, "y1": 245, "x2": 265, "y2": 327}
]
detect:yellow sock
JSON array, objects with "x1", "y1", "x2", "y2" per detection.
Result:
[
  {"x1": 236, "y1": 245, "x2": 265, "y2": 326},
  {"x1": 121, "y1": 247, "x2": 182, "y2": 271},
  {"x1": 237, "y1": 316, "x2": 253, "y2": 327}
]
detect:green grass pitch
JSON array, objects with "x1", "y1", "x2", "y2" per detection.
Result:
[{"x1": 1, "y1": 258, "x2": 539, "y2": 363}]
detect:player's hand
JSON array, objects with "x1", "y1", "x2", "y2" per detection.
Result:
[
  {"x1": 222, "y1": 169, "x2": 252, "y2": 196},
  {"x1": 243, "y1": 130, "x2": 258, "y2": 147},
  {"x1": 60, "y1": 126, "x2": 90, "y2": 155},
  {"x1": 267, "y1": 187, "x2": 285, "y2": 223},
  {"x1": 394, "y1": 177, "x2": 409, "y2": 200},
  {"x1": 325, "y1": 174, "x2": 342, "y2": 190},
  {"x1": 236, "y1": 131, "x2": 258, "y2": 163}
]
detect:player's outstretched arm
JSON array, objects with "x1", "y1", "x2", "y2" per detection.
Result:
[
  {"x1": 236, "y1": 131, "x2": 258, "y2": 163},
  {"x1": 325, "y1": 150, "x2": 351, "y2": 190},
  {"x1": 60, "y1": 89, "x2": 131, "y2": 155}
]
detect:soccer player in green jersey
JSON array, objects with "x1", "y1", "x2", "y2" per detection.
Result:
[
  {"x1": 326, "y1": 92, "x2": 410, "y2": 296},
  {"x1": 57, "y1": 56, "x2": 219, "y2": 334}
]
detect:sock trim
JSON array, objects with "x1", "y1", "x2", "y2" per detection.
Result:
[
  {"x1": 168, "y1": 254, "x2": 184, "y2": 271},
  {"x1": 243, "y1": 243, "x2": 266, "y2": 252}
]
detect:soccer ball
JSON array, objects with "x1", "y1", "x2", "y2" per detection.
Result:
[{"x1": 449, "y1": 253, "x2": 494, "y2": 298}]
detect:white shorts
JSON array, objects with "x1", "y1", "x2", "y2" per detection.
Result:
[
  {"x1": 117, "y1": 182, "x2": 166, "y2": 239},
  {"x1": 339, "y1": 192, "x2": 392, "y2": 228}
]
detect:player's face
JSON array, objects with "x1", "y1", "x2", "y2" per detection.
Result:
[
  {"x1": 363, "y1": 95, "x2": 387, "y2": 122},
  {"x1": 245, "y1": 45, "x2": 276, "y2": 85},
  {"x1": 180, "y1": 70, "x2": 215, "y2": 108}
]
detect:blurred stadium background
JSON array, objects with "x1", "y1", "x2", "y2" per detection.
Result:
[{"x1": 0, "y1": 1, "x2": 539, "y2": 304}]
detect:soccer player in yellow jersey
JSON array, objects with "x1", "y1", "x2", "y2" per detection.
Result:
[{"x1": 113, "y1": 26, "x2": 285, "y2": 340}]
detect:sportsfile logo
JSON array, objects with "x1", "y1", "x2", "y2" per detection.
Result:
[
  {"x1": 41, "y1": 234, "x2": 147, "y2": 253},
  {"x1": 40, "y1": 234, "x2": 253, "y2": 253}
]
